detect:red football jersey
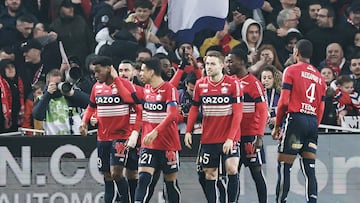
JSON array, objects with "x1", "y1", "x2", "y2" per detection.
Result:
[
  {"x1": 193, "y1": 75, "x2": 242, "y2": 144},
  {"x1": 89, "y1": 78, "x2": 135, "y2": 141},
  {"x1": 129, "y1": 85, "x2": 144, "y2": 130},
  {"x1": 282, "y1": 62, "x2": 326, "y2": 115},
  {"x1": 236, "y1": 74, "x2": 267, "y2": 136},
  {"x1": 142, "y1": 82, "x2": 181, "y2": 151}
]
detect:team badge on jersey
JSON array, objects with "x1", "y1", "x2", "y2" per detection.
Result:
[
  {"x1": 156, "y1": 93, "x2": 162, "y2": 101},
  {"x1": 166, "y1": 151, "x2": 177, "y2": 165},
  {"x1": 202, "y1": 89, "x2": 208, "y2": 93},
  {"x1": 221, "y1": 87, "x2": 228, "y2": 94},
  {"x1": 111, "y1": 85, "x2": 118, "y2": 94}
]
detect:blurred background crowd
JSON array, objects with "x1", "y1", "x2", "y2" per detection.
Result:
[{"x1": 0, "y1": 0, "x2": 359, "y2": 134}]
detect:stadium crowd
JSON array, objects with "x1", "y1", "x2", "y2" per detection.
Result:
[
  {"x1": 0, "y1": 0, "x2": 358, "y2": 134},
  {"x1": 0, "y1": 0, "x2": 359, "y2": 202}
]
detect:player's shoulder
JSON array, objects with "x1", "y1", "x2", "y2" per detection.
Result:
[
  {"x1": 194, "y1": 76, "x2": 208, "y2": 88},
  {"x1": 134, "y1": 84, "x2": 144, "y2": 92},
  {"x1": 223, "y1": 74, "x2": 240, "y2": 84},
  {"x1": 118, "y1": 77, "x2": 133, "y2": 88},
  {"x1": 163, "y1": 81, "x2": 177, "y2": 89},
  {"x1": 247, "y1": 73, "x2": 261, "y2": 83}
]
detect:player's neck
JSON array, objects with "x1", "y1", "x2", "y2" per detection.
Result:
[
  {"x1": 236, "y1": 69, "x2": 248, "y2": 78},
  {"x1": 105, "y1": 77, "x2": 114, "y2": 85},
  {"x1": 210, "y1": 73, "x2": 224, "y2": 83},
  {"x1": 297, "y1": 57, "x2": 310, "y2": 64},
  {"x1": 150, "y1": 76, "x2": 164, "y2": 89}
]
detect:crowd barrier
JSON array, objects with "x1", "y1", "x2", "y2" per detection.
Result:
[{"x1": 1, "y1": 134, "x2": 360, "y2": 203}]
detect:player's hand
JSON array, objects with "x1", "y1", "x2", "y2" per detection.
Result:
[
  {"x1": 255, "y1": 136, "x2": 263, "y2": 149},
  {"x1": 143, "y1": 129, "x2": 158, "y2": 145},
  {"x1": 223, "y1": 139, "x2": 233, "y2": 155},
  {"x1": 271, "y1": 125, "x2": 281, "y2": 140},
  {"x1": 79, "y1": 122, "x2": 88, "y2": 136},
  {"x1": 184, "y1": 132, "x2": 192, "y2": 149},
  {"x1": 110, "y1": 65, "x2": 119, "y2": 79},
  {"x1": 90, "y1": 114, "x2": 98, "y2": 126},
  {"x1": 126, "y1": 130, "x2": 139, "y2": 148}
]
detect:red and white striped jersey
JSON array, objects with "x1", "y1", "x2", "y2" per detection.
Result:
[
  {"x1": 89, "y1": 78, "x2": 135, "y2": 141},
  {"x1": 193, "y1": 75, "x2": 242, "y2": 143},
  {"x1": 142, "y1": 82, "x2": 181, "y2": 151}
]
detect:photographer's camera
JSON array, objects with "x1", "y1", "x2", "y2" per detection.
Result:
[{"x1": 57, "y1": 82, "x2": 73, "y2": 94}]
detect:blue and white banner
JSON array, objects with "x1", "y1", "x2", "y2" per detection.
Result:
[{"x1": 168, "y1": 0, "x2": 228, "y2": 43}]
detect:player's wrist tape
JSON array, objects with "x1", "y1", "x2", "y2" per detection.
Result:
[{"x1": 127, "y1": 131, "x2": 139, "y2": 148}]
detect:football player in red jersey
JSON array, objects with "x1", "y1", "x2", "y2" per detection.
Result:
[
  {"x1": 134, "y1": 57, "x2": 181, "y2": 203},
  {"x1": 272, "y1": 39, "x2": 326, "y2": 203},
  {"x1": 80, "y1": 56, "x2": 141, "y2": 203},
  {"x1": 227, "y1": 48, "x2": 268, "y2": 203},
  {"x1": 185, "y1": 51, "x2": 242, "y2": 203}
]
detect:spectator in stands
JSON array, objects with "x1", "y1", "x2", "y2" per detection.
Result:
[
  {"x1": 22, "y1": 81, "x2": 45, "y2": 135},
  {"x1": 350, "y1": 54, "x2": 360, "y2": 94},
  {"x1": 199, "y1": 21, "x2": 240, "y2": 57},
  {"x1": 0, "y1": 59, "x2": 24, "y2": 133},
  {"x1": 178, "y1": 71, "x2": 198, "y2": 124},
  {"x1": 227, "y1": 0, "x2": 252, "y2": 40},
  {"x1": 321, "y1": 66, "x2": 336, "y2": 87},
  {"x1": 155, "y1": 30, "x2": 177, "y2": 63},
  {"x1": 22, "y1": 0, "x2": 51, "y2": 24},
  {"x1": 341, "y1": 1, "x2": 360, "y2": 49},
  {"x1": 99, "y1": 22, "x2": 142, "y2": 68},
  {"x1": 125, "y1": 0, "x2": 160, "y2": 47},
  {"x1": 51, "y1": 0, "x2": 91, "y2": 23},
  {"x1": 76, "y1": 53, "x2": 98, "y2": 94},
  {"x1": 32, "y1": 22, "x2": 62, "y2": 78},
  {"x1": 263, "y1": 9, "x2": 299, "y2": 55},
  {"x1": 136, "y1": 47, "x2": 152, "y2": 63},
  {"x1": 14, "y1": 14, "x2": 36, "y2": 44},
  {"x1": 50, "y1": 0, "x2": 95, "y2": 67},
  {"x1": 345, "y1": 31, "x2": 360, "y2": 60},
  {"x1": 265, "y1": 0, "x2": 301, "y2": 29},
  {"x1": 95, "y1": 16, "x2": 124, "y2": 54},
  {"x1": 318, "y1": 43, "x2": 351, "y2": 78},
  {"x1": 91, "y1": 0, "x2": 116, "y2": 34},
  {"x1": 20, "y1": 39, "x2": 52, "y2": 98},
  {"x1": 260, "y1": 65, "x2": 282, "y2": 129},
  {"x1": 334, "y1": 75, "x2": 360, "y2": 125},
  {"x1": 12, "y1": 14, "x2": 37, "y2": 70},
  {"x1": 174, "y1": 41, "x2": 202, "y2": 79},
  {"x1": 235, "y1": 18, "x2": 263, "y2": 66},
  {"x1": 320, "y1": 66, "x2": 337, "y2": 126},
  {"x1": 32, "y1": 69, "x2": 89, "y2": 135},
  {"x1": 249, "y1": 44, "x2": 283, "y2": 76},
  {"x1": 305, "y1": 6, "x2": 345, "y2": 66},
  {"x1": 0, "y1": 0, "x2": 37, "y2": 48},
  {"x1": 0, "y1": 46, "x2": 15, "y2": 60},
  {"x1": 278, "y1": 28, "x2": 302, "y2": 65},
  {"x1": 298, "y1": 0, "x2": 321, "y2": 34}
]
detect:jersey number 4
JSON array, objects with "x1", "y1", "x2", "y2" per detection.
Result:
[{"x1": 306, "y1": 83, "x2": 316, "y2": 103}]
